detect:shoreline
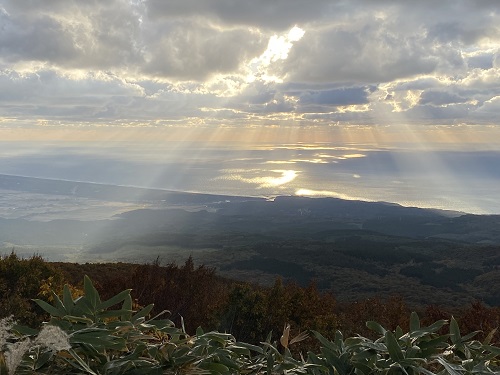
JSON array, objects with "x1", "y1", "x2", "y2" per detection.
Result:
[
  {"x1": 0, "y1": 173, "x2": 477, "y2": 217},
  {"x1": 0, "y1": 174, "x2": 500, "y2": 216}
]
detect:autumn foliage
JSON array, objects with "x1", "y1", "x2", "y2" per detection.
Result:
[{"x1": 1, "y1": 253, "x2": 499, "y2": 348}]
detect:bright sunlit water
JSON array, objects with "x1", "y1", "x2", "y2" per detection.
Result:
[{"x1": 0, "y1": 141, "x2": 499, "y2": 214}]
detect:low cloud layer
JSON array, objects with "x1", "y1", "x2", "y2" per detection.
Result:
[{"x1": 1, "y1": 0, "x2": 499, "y2": 131}]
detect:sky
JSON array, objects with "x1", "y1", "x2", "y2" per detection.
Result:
[{"x1": 1, "y1": 0, "x2": 500, "y2": 146}]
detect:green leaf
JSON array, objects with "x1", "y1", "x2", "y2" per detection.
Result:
[
  {"x1": 205, "y1": 362, "x2": 229, "y2": 374},
  {"x1": 366, "y1": 320, "x2": 387, "y2": 335},
  {"x1": 12, "y1": 324, "x2": 39, "y2": 336},
  {"x1": 97, "y1": 289, "x2": 131, "y2": 311},
  {"x1": 217, "y1": 354, "x2": 241, "y2": 370},
  {"x1": 32, "y1": 298, "x2": 65, "y2": 317},
  {"x1": 235, "y1": 342, "x2": 264, "y2": 354},
  {"x1": 352, "y1": 348, "x2": 378, "y2": 361},
  {"x1": 483, "y1": 328, "x2": 497, "y2": 345},
  {"x1": 83, "y1": 275, "x2": 101, "y2": 311},
  {"x1": 461, "y1": 330, "x2": 480, "y2": 342},
  {"x1": 395, "y1": 326, "x2": 404, "y2": 339},
  {"x1": 63, "y1": 315, "x2": 94, "y2": 325},
  {"x1": 385, "y1": 331, "x2": 404, "y2": 362},
  {"x1": 67, "y1": 348, "x2": 98, "y2": 375},
  {"x1": 34, "y1": 349, "x2": 53, "y2": 370},
  {"x1": 436, "y1": 357, "x2": 464, "y2": 375},
  {"x1": 418, "y1": 335, "x2": 449, "y2": 355},
  {"x1": 121, "y1": 294, "x2": 133, "y2": 321},
  {"x1": 226, "y1": 345, "x2": 250, "y2": 356},
  {"x1": 410, "y1": 312, "x2": 420, "y2": 332},
  {"x1": 74, "y1": 296, "x2": 95, "y2": 317},
  {"x1": 97, "y1": 309, "x2": 134, "y2": 319},
  {"x1": 180, "y1": 315, "x2": 187, "y2": 334},
  {"x1": 321, "y1": 347, "x2": 351, "y2": 375},
  {"x1": 70, "y1": 331, "x2": 126, "y2": 350},
  {"x1": 483, "y1": 344, "x2": 500, "y2": 355},
  {"x1": 50, "y1": 291, "x2": 67, "y2": 314},
  {"x1": 132, "y1": 304, "x2": 154, "y2": 323},
  {"x1": 335, "y1": 330, "x2": 345, "y2": 352},
  {"x1": 425, "y1": 319, "x2": 448, "y2": 333},
  {"x1": 312, "y1": 330, "x2": 339, "y2": 353},
  {"x1": 63, "y1": 284, "x2": 74, "y2": 311},
  {"x1": 266, "y1": 350, "x2": 274, "y2": 375},
  {"x1": 362, "y1": 341, "x2": 388, "y2": 352},
  {"x1": 449, "y1": 316, "x2": 461, "y2": 345},
  {"x1": 417, "y1": 366, "x2": 437, "y2": 375}
]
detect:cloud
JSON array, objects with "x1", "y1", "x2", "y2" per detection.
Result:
[
  {"x1": 1, "y1": 1, "x2": 144, "y2": 70},
  {"x1": 298, "y1": 87, "x2": 373, "y2": 106},
  {"x1": 144, "y1": 0, "x2": 332, "y2": 30},
  {"x1": 418, "y1": 91, "x2": 469, "y2": 106},
  {"x1": 0, "y1": 0, "x2": 500, "y2": 129},
  {"x1": 143, "y1": 21, "x2": 266, "y2": 80},
  {"x1": 280, "y1": 22, "x2": 438, "y2": 84},
  {"x1": 474, "y1": 96, "x2": 500, "y2": 120}
]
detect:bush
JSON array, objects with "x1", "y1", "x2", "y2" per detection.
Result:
[
  {"x1": 0, "y1": 253, "x2": 67, "y2": 326},
  {"x1": 0, "y1": 276, "x2": 498, "y2": 374}
]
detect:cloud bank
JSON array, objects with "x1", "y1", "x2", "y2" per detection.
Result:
[{"x1": 1, "y1": 0, "x2": 499, "y2": 133}]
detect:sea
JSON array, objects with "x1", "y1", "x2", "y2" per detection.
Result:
[{"x1": 0, "y1": 141, "x2": 499, "y2": 215}]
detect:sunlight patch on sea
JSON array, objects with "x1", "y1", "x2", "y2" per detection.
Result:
[
  {"x1": 217, "y1": 169, "x2": 298, "y2": 188},
  {"x1": 295, "y1": 188, "x2": 368, "y2": 201}
]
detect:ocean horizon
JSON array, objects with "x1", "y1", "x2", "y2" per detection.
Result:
[{"x1": 1, "y1": 141, "x2": 499, "y2": 215}]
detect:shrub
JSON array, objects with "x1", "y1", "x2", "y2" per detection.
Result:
[
  {"x1": 0, "y1": 276, "x2": 498, "y2": 374},
  {"x1": 0, "y1": 253, "x2": 67, "y2": 326}
]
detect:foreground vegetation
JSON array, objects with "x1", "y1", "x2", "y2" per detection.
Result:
[
  {"x1": 0, "y1": 273, "x2": 499, "y2": 374},
  {"x1": 2, "y1": 253, "x2": 500, "y2": 346}
]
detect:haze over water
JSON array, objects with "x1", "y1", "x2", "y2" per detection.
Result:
[
  {"x1": 1, "y1": 141, "x2": 498, "y2": 215},
  {"x1": 2, "y1": 1, "x2": 500, "y2": 219}
]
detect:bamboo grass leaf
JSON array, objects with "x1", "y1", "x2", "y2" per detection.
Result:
[
  {"x1": 32, "y1": 298, "x2": 65, "y2": 317},
  {"x1": 97, "y1": 309, "x2": 134, "y2": 319},
  {"x1": 417, "y1": 366, "x2": 437, "y2": 375},
  {"x1": 366, "y1": 320, "x2": 387, "y2": 335},
  {"x1": 436, "y1": 357, "x2": 464, "y2": 375},
  {"x1": 121, "y1": 293, "x2": 133, "y2": 321},
  {"x1": 461, "y1": 330, "x2": 480, "y2": 341},
  {"x1": 321, "y1": 347, "x2": 351, "y2": 375},
  {"x1": 483, "y1": 328, "x2": 497, "y2": 345},
  {"x1": 290, "y1": 330, "x2": 309, "y2": 345},
  {"x1": 132, "y1": 304, "x2": 154, "y2": 323},
  {"x1": 450, "y1": 316, "x2": 461, "y2": 345},
  {"x1": 312, "y1": 330, "x2": 339, "y2": 353},
  {"x1": 385, "y1": 331, "x2": 404, "y2": 362},
  {"x1": 67, "y1": 348, "x2": 98, "y2": 375},
  {"x1": 97, "y1": 289, "x2": 131, "y2": 311},
  {"x1": 83, "y1": 275, "x2": 101, "y2": 311},
  {"x1": 410, "y1": 312, "x2": 420, "y2": 332},
  {"x1": 63, "y1": 315, "x2": 94, "y2": 324},
  {"x1": 63, "y1": 285, "x2": 75, "y2": 313},
  {"x1": 12, "y1": 324, "x2": 38, "y2": 336},
  {"x1": 425, "y1": 319, "x2": 448, "y2": 333},
  {"x1": 395, "y1": 326, "x2": 404, "y2": 339},
  {"x1": 235, "y1": 342, "x2": 264, "y2": 354},
  {"x1": 50, "y1": 291, "x2": 67, "y2": 313}
]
